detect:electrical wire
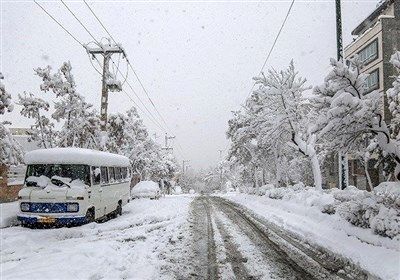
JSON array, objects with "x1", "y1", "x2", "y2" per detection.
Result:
[
  {"x1": 83, "y1": 0, "x2": 172, "y2": 131},
  {"x1": 34, "y1": 0, "x2": 84, "y2": 48},
  {"x1": 246, "y1": 0, "x2": 295, "y2": 99},
  {"x1": 60, "y1": 0, "x2": 167, "y2": 133},
  {"x1": 82, "y1": 0, "x2": 186, "y2": 158},
  {"x1": 34, "y1": 0, "x2": 170, "y2": 136}
]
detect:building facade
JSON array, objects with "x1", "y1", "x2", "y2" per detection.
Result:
[{"x1": 343, "y1": 0, "x2": 400, "y2": 189}]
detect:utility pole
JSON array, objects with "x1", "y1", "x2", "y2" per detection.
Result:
[
  {"x1": 87, "y1": 42, "x2": 125, "y2": 132},
  {"x1": 218, "y1": 149, "x2": 223, "y2": 160},
  {"x1": 335, "y1": 0, "x2": 343, "y2": 61},
  {"x1": 153, "y1": 132, "x2": 159, "y2": 142},
  {"x1": 182, "y1": 160, "x2": 190, "y2": 174},
  {"x1": 163, "y1": 133, "x2": 175, "y2": 152},
  {"x1": 335, "y1": 0, "x2": 349, "y2": 190}
]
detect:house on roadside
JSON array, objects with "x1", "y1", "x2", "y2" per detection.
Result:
[{"x1": 344, "y1": 0, "x2": 400, "y2": 189}]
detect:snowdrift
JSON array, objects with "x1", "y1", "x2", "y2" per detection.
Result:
[
  {"x1": 131, "y1": 181, "x2": 160, "y2": 199},
  {"x1": 244, "y1": 182, "x2": 400, "y2": 239}
]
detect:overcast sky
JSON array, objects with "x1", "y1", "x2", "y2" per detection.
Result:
[{"x1": 1, "y1": 0, "x2": 378, "y2": 169}]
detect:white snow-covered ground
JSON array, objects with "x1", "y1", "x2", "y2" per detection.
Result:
[
  {"x1": 1, "y1": 196, "x2": 193, "y2": 280},
  {"x1": 221, "y1": 193, "x2": 400, "y2": 280}
]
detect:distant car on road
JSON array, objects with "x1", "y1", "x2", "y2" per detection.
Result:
[{"x1": 131, "y1": 181, "x2": 161, "y2": 200}]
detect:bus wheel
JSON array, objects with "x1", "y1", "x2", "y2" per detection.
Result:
[
  {"x1": 86, "y1": 208, "x2": 95, "y2": 224},
  {"x1": 117, "y1": 202, "x2": 122, "y2": 216}
]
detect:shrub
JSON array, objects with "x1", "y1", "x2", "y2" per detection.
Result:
[
  {"x1": 370, "y1": 206, "x2": 400, "y2": 239},
  {"x1": 336, "y1": 197, "x2": 379, "y2": 228}
]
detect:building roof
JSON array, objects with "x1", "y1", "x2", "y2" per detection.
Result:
[
  {"x1": 352, "y1": 0, "x2": 395, "y2": 36},
  {"x1": 25, "y1": 148, "x2": 130, "y2": 167}
]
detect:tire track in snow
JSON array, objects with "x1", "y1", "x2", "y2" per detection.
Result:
[
  {"x1": 190, "y1": 196, "x2": 218, "y2": 279},
  {"x1": 213, "y1": 214, "x2": 255, "y2": 279},
  {"x1": 213, "y1": 198, "x2": 313, "y2": 279},
  {"x1": 214, "y1": 197, "x2": 371, "y2": 280}
]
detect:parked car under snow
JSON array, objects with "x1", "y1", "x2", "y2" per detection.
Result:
[{"x1": 131, "y1": 181, "x2": 161, "y2": 200}]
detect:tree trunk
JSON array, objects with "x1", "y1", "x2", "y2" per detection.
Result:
[
  {"x1": 373, "y1": 119, "x2": 400, "y2": 180},
  {"x1": 293, "y1": 134, "x2": 322, "y2": 190}
]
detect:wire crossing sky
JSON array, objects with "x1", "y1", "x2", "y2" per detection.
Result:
[{"x1": 2, "y1": 0, "x2": 377, "y2": 169}]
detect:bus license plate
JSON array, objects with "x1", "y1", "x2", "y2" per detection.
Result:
[{"x1": 40, "y1": 216, "x2": 56, "y2": 224}]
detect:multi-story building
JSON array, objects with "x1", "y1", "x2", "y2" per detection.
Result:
[{"x1": 343, "y1": 0, "x2": 400, "y2": 189}]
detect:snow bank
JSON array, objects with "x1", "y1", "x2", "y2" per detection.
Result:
[
  {"x1": 243, "y1": 183, "x2": 400, "y2": 239},
  {"x1": 0, "y1": 201, "x2": 19, "y2": 228},
  {"x1": 131, "y1": 181, "x2": 160, "y2": 197}
]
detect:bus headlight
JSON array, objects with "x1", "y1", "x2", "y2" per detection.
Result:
[
  {"x1": 20, "y1": 202, "x2": 30, "y2": 212},
  {"x1": 66, "y1": 203, "x2": 79, "y2": 212}
]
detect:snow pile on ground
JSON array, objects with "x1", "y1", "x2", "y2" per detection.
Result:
[
  {"x1": 222, "y1": 186, "x2": 400, "y2": 280},
  {"x1": 1, "y1": 196, "x2": 193, "y2": 279},
  {"x1": 0, "y1": 201, "x2": 19, "y2": 228},
  {"x1": 131, "y1": 180, "x2": 160, "y2": 197},
  {"x1": 250, "y1": 182, "x2": 400, "y2": 239}
]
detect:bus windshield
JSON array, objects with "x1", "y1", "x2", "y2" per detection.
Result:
[{"x1": 25, "y1": 164, "x2": 91, "y2": 186}]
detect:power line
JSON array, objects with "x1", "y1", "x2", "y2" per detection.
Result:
[
  {"x1": 246, "y1": 0, "x2": 295, "y2": 99},
  {"x1": 34, "y1": 0, "x2": 84, "y2": 47},
  {"x1": 34, "y1": 1, "x2": 169, "y2": 135},
  {"x1": 83, "y1": 0, "x2": 118, "y2": 44},
  {"x1": 83, "y1": 0, "x2": 173, "y2": 131},
  {"x1": 60, "y1": 0, "x2": 99, "y2": 45},
  {"x1": 59, "y1": 0, "x2": 168, "y2": 133},
  {"x1": 82, "y1": 1, "x2": 185, "y2": 157}
]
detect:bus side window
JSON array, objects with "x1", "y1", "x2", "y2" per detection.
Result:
[
  {"x1": 122, "y1": 167, "x2": 127, "y2": 180},
  {"x1": 109, "y1": 167, "x2": 115, "y2": 183},
  {"x1": 101, "y1": 167, "x2": 109, "y2": 185},
  {"x1": 115, "y1": 167, "x2": 121, "y2": 181},
  {"x1": 91, "y1": 166, "x2": 101, "y2": 185}
]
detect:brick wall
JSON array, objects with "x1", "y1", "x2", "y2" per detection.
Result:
[{"x1": 0, "y1": 165, "x2": 22, "y2": 203}]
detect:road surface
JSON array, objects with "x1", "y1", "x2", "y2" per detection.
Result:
[{"x1": 182, "y1": 196, "x2": 369, "y2": 280}]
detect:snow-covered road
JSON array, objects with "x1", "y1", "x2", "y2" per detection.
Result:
[
  {"x1": 186, "y1": 196, "x2": 375, "y2": 280},
  {"x1": 1, "y1": 195, "x2": 398, "y2": 280}
]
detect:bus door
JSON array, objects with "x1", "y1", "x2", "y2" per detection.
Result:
[{"x1": 90, "y1": 166, "x2": 104, "y2": 218}]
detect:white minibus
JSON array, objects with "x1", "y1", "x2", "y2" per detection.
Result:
[{"x1": 17, "y1": 148, "x2": 131, "y2": 227}]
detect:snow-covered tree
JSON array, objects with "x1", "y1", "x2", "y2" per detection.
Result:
[
  {"x1": 0, "y1": 73, "x2": 23, "y2": 166},
  {"x1": 35, "y1": 62, "x2": 101, "y2": 148},
  {"x1": 18, "y1": 92, "x2": 56, "y2": 148},
  {"x1": 248, "y1": 62, "x2": 322, "y2": 189},
  {"x1": 314, "y1": 57, "x2": 400, "y2": 181},
  {"x1": 226, "y1": 64, "x2": 322, "y2": 190},
  {"x1": 387, "y1": 51, "x2": 400, "y2": 145},
  {"x1": 107, "y1": 107, "x2": 178, "y2": 180}
]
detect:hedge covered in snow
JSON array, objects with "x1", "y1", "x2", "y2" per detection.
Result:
[{"x1": 254, "y1": 182, "x2": 400, "y2": 239}]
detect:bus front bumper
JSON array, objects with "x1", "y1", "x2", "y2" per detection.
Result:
[{"x1": 18, "y1": 215, "x2": 87, "y2": 227}]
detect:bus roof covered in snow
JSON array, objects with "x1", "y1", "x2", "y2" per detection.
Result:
[{"x1": 25, "y1": 148, "x2": 130, "y2": 167}]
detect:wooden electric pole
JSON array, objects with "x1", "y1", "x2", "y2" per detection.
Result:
[{"x1": 87, "y1": 44, "x2": 125, "y2": 131}]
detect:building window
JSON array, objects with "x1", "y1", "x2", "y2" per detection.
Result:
[
  {"x1": 365, "y1": 69, "x2": 379, "y2": 91},
  {"x1": 358, "y1": 39, "x2": 378, "y2": 65}
]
